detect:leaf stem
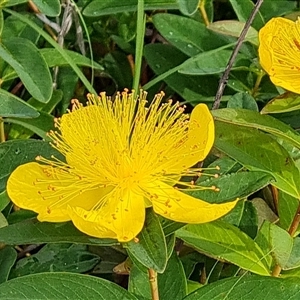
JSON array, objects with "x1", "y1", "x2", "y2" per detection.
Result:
[
  {"x1": 0, "y1": 117, "x2": 5, "y2": 142},
  {"x1": 133, "y1": 0, "x2": 146, "y2": 92},
  {"x1": 199, "y1": 0, "x2": 210, "y2": 26},
  {"x1": 148, "y1": 268, "x2": 159, "y2": 300},
  {"x1": 212, "y1": 0, "x2": 264, "y2": 110},
  {"x1": 251, "y1": 70, "x2": 264, "y2": 97},
  {"x1": 272, "y1": 202, "x2": 300, "y2": 277}
]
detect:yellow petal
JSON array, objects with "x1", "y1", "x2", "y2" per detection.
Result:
[
  {"x1": 68, "y1": 189, "x2": 145, "y2": 242},
  {"x1": 6, "y1": 162, "x2": 109, "y2": 222},
  {"x1": 259, "y1": 17, "x2": 300, "y2": 94},
  {"x1": 146, "y1": 181, "x2": 237, "y2": 223},
  {"x1": 173, "y1": 104, "x2": 214, "y2": 170}
]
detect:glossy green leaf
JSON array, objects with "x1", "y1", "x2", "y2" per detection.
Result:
[
  {"x1": 215, "y1": 121, "x2": 300, "y2": 199},
  {"x1": 0, "y1": 247, "x2": 17, "y2": 284},
  {"x1": 184, "y1": 276, "x2": 300, "y2": 300},
  {"x1": 179, "y1": 49, "x2": 249, "y2": 75},
  {"x1": 125, "y1": 210, "x2": 167, "y2": 273},
  {"x1": 83, "y1": 0, "x2": 178, "y2": 16},
  {"x1": 0, "y1": 219, "x2": 117, "y2": 246},
  {"x1": 176, "y1": 220, "x2": 271, "y2": 276},
  {"x1": 10, "y1": 244, "x2": 100, "y2": 278},
  {"x1": 213, "y1": 108, "x2": 300, "y2": 149},
  {"x1": 40, "y1": 48, "x2": 104, "y2": 70},
  {"x1": 261, "y1": 92, "x2": 300, "y2": 114},
  {"x1": 0, "y1": 89, "x2": 39, "y2": 118},
  {"x1": 0, "y1": 272, "x2": 138, "y2": 299},
  {"x1": 6, "y1": 111, "x2": 54, "y2": 140},
  {"x1": 0, "y1": 37, "x2": 52, "y2": 102},
  {"x1": 228, "y1": 0, "x2": 265, "y2": 30},
  {"x1": 153, "y1": 13, "x2": 231, "y2": 57},
  {"x1": 32, "y1": 0, "x2": 61, "y2": 16},
  {"x1": 190, "y1": 171, "x2": 273, "y2": 204},
  {"x1": 208, "y1": 20, "x2": 258, "y2": 45}
]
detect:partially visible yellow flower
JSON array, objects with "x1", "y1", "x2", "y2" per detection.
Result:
[
  {"x1": 259, "y1": 17, "x2": 300, "y2": 94},
  {"x1": 7, "y1": 90, "x2": 237, "y2": 242}
]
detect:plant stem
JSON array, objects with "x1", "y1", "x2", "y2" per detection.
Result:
[
  {"x1": 212, "y1": 0, "x2": 264, "y2": 110},
  {"x1": 251, "y1": 70, "x2": 264, "y2": 97},
  {"x1": 272, "y1": 203, "x2": 300, "y2": 277},
  {"x1": 133, "y1": 0, "x2": 146, "y2": 92},
  {"x1": 199, "y1": 0, "x2": 210, "y2": 26},
  {"x1": 0, "y1": 117, "x2": 5, "y2": 143},
  {"x1": 148, "y1": 268, "x2": 159, "y2": 300}
]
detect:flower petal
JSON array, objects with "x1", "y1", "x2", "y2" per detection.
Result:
[
  {"x1": 146, "y1": 181, "x2": 237, "y2": 223},
  {"x1": 259, "y1": 17, "x2": 300, "y2": 94},
  {"x1": 173, "y1": 104, "x2": 214, "y2": 170},
  {"x1": 6, "y1": 162, "x2": 109, "y2": 222},
  {"x1": 69, "y1": 189, "x2": 145, "y2": 242}
]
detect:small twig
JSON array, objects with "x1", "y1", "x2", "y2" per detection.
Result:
[
  {"x1": 148, "y1": 268, "x2": 159, "y2": 300},
  {"x1": 212, "y1": 0, "x2": 264, "y2": 110}
]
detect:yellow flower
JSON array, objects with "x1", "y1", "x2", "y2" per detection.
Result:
[
  {"x1": 7, "y1": 90, "x2": 237, "y2": 242},
  {"x1": 259, "y1": 17, "x2": 300, "y2": 94}
]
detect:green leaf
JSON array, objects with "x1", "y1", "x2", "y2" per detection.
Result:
[
  {"x1": 228, "y1": 0, "x2": 265, "y2": 30},
  {"x1": 176, "y1": 220, "x2": 271, "y2": 276},
  {"x1": 129, "y1": 252, "x2": 187, "y2": 300},
  {"x1": 184, "y1": 276, "x2": 300, "y2": 300},
  {"x1": 5, "y1": 111, "x2": 54, "y2": 140},
  {"x1": 270, "y1": 223, "x2": 293, "y2": 268},
  {"x1": 285, "y1": 238, "x2": 300, "y2": 270},
  {"x1": 4, "y1": 9, "x2": 96, "y2": 95},
  {"x1": 0, "y1": 272, "x2": 138, "y2": 299},
  {"x1": 0, "y1": 89, "x2": 39, "y2": 118},
  {"x1": 208, "y1": 20, "x2": 258, "y2": 45},
  {"x1": 214, "y1": 121, "x2": 300, "y2": 199},
  {"x1": 179, "y1": 49, "x2": 249, "y2": 75},
  {"x1": 40, "y1": 48, "x2": 104, "y2": 70},
  {"x1": 260, "y1": 0, "x2": 297, "y2": 21},
  {"x1": 190, "y1": 171, "x2": 272, "y2": 203},
  {"x1": 212, "y1": 108, "x2": 300, "y2": 149},
  {"x1": 178, "y1": 0, "x2": 199, "y2": 15},
  {"x1": 0, "y1": 37, "x2": 52, "y2": 102},
  {"x1": 125, "y1": 210, "x2": 168, "y2": 273},
  {"x1": 2, "y1": 0, "x2": 28, "y2": 7},
  {"x1": 10, "y1": 244, "x2": 100, "y2": 278},
  {"x1": 261, "y1": 92, "x2": 300, "y2": 114},
  {"x1": 0, "y1": 219, "x2": 117, "y2": 245},
  {"x1": 83, "y1": 0, "x2": 178, "y2": 16},
  {"x1": 0, "y1": 191, "x2": 10, "y2": 211},
  {"x1": 144, "y1": 44, "x2": 219, "y2": 101},
  {"x1": 278, "y1": 190, "x2": 299, "y2": 231},
  {"x1": 227, "y1": 92, "x2": 258, "y2": 111},
  {"x1": 152, "y1": 13, "x2": 231, "y2": 57},
  {"x1": 32, "y1": 0, "x2": 61, "y2": 16},
  {"x1": 0, "y1": 247, "x2": 17, "y2": 284}
]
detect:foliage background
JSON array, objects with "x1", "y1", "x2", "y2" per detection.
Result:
[{"x1": 1, "y1": 0, "x2": 300, "y2": 299}]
